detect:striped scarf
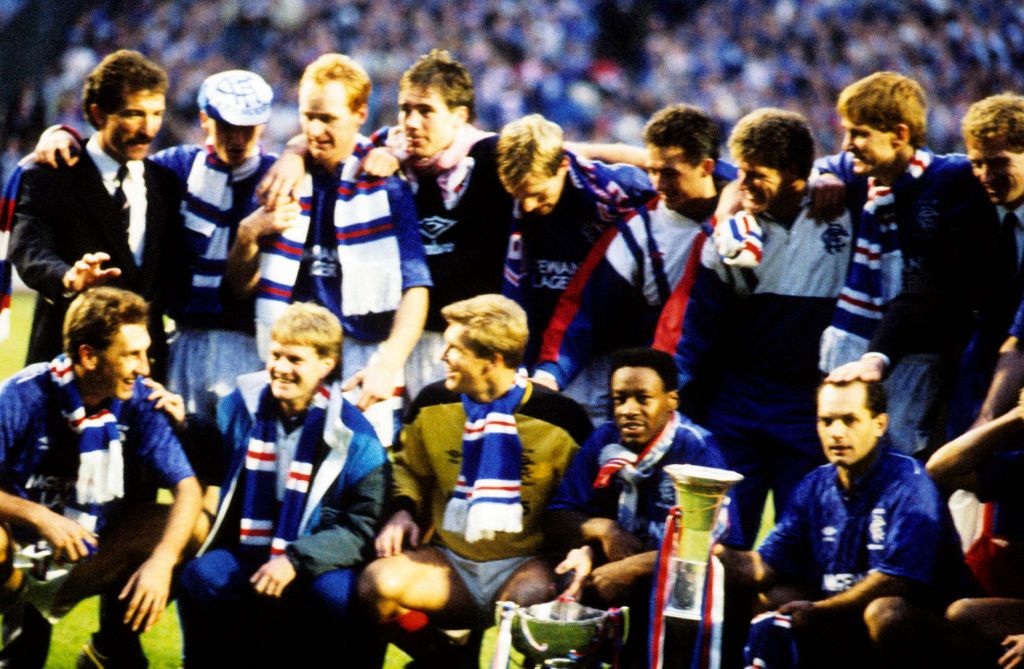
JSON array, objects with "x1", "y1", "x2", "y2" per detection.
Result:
[
  {"x1": 180, "y1": 145, "x2": 262, "y2": 315},
  {"x1": 819, "y1": 149, "x2": 931, "y2": 372},
  {"x1": 502, "y1": 150, "x2": 648, "y2": 305},
  {"x1": 48, "y1": 354, "x2": 125, "y2": 507},
  {"x1": 442, "y1": 375, "x2": 528, "y2": 543},
  {"x1": 594, "y1": 412, "x2": 679, "y2": 534},
  {"x1": 714, "y1": 211, "x2": 764, "y2": 268},
  {"x1": 0, "y1": 157, "x2": 30, "y2": 342},
  {"x1": 255, "y1": 138, "x2": 398, "y2": 331},
  {"x1": 239, "y1": 382, "x2": 330, "y2": 558}
]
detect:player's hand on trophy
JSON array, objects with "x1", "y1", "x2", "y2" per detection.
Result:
[
  {"x1": 34, "y1": 508, "x2": 98, "y2": 562},
  {"x1": 375, "y1": 510, "x2": 420, "y2": 557},
  {"x1": 554, "y1": 546, "x2": 593, "y2": 598}
]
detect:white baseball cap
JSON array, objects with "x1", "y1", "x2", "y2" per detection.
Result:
[{"x1": 197, "y1": 70, "x2": 273, "y2": 126}]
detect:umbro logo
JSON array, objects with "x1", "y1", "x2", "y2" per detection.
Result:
[{"x1": 420, "y1": 216, "x2": 458, "y2": 241}]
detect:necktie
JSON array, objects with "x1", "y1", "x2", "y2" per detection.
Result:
[{"x1": 112, "y1": 164, "x2": 129, "y2": 233}]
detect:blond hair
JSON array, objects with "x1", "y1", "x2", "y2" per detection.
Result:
[
  {"x1": 962, "y1": 93, "x2": 1024, "y2": 153},
  {"x1": 496, "y1": 114, "x2": 565, "y2": 193},
  {"x1": 441, "y1": 294, "x2": 528, "y2": 368},
  {"x1": 300, "y1": 53, "x2": 371, "y2": 112},
  {"x1": 270, "y1": 302, "x2": 343, "y2": 362},
  {"x1": 836, "y1": 71, "x2": 927, "y2": 148}
]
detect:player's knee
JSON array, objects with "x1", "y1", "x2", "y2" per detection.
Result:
[
  {"x1": 497, "y1": 564, "x2": 555, "y2": 606},
  {"x1": 943, "y1": 597, "x2": 984, "y2": 631},
  {"x1": 358, "y1": 557, "x2": 408, "y2": 615},
  {"x1": 863, "y1": 596, "x2": 910, "y2": 642}
]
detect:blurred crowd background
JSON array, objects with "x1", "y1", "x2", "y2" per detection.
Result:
[{"x1": 2, "y1": 0, "x2": 1024, "y2": 183}]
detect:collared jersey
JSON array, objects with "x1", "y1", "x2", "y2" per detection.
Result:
[{"x1": 758, "y1": 449, "x2": 972, "y2": 605}]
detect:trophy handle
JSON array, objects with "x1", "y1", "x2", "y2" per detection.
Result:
[{"x1": 491, "y1": 601, "x2": 518, "y2": 669}]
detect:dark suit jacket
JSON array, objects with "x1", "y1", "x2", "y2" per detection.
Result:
[{"x1": 9, "y1": 148, "x2": 182, "y2": 377}]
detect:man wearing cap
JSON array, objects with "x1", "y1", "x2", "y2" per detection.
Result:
[
  {"x1": 33, "y1": 68, "x2": 284, "y2": 419},
  {"x1": 10, "y1": 50, "x2": 179, "y2": 377}
]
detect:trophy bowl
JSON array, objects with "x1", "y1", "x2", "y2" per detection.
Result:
[{"x1": 499, "y1": 599, "x2": 627, "y2": 666}]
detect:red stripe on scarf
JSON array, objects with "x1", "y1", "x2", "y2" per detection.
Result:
[
  {"x1": 335, "y1": 222, "x2": 395, "y2": 241},
  {"x1": 464, "y1": 418, "x2": 517, "y2": 434}
]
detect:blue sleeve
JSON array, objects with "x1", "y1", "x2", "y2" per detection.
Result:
[
  {"x1": 386, "y1": 177, "x2": 432, "y2": 290},
  {"x1": 757, "y1": 477, "x2": 814, "y2": 582},
  {"x1": 129, "y1": 383, "x2": 195, "y2": 487},
  {"x1": 674, "y1": 261, "x2": 737, "y2": 392},
  {"x1": 547, "y1": 424, "x2": 613, "y2": 516},
  {"x1": 602, "y1": 163, "x2": 656, "y2": 205},
  {"x1": 814, "y1": 153, "x2": 856, "y2": 183},
  {"x1": 1010, "y1": 296, "x2": 1024, "y2": 339},
  {"x1": 712, "y1": 160, "x2": 737, "y2": 182},
  {"x1": 0, "y1": 374, "x2": 38, "y2": 469},
  {"x1": 873, "y1": 476, "x2": 945, "y2": 584},
  {"x1": 150, "y1": 145, "x2": 199, "y2": 186}
]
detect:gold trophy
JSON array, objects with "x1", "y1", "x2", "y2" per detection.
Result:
[{"x1": 651, "y1": 464, "x2": 742, "y2": 669}]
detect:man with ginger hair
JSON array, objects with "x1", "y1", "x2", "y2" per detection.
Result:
[
  {"x1": 226, "y1": 53, "x2": 431, "y2": 447},
  {"x1": 358, "y1": 294, "x2": 591, "y2": 668},
  {"x1": 819, "y1": 72, "x2": 999, "y2": 449}
]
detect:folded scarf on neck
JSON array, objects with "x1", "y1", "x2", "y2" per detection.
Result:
[
  {"x1": 381, "y1": 124, "x2": 493, "y2": 210},
  {"x1": 48, "y1": 354, "x2": 125, "y2": 508},
  {"x1": 443, "y1": 375, "x2": 529, "y2": 543}
]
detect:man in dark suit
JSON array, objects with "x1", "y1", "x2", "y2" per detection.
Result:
[
  {"x1": 6, "y1": 49, "x2": 181, "y2": 668},
  {"x1": 10, "y1": 49, "x2": 179, "y2": 379}
]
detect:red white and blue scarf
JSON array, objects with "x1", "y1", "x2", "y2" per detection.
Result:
[
  {"x1": 255, "y1": 138, "x2": 397, "y2": 332},
  {"x1": 181, "y1": 145, "x2": 263, "y2": 315},
  {"x1": 239, "y1": 383, "x2": 330, "y2": 557},
  {"x1": 714, "y1": 211, "x2": 763, "y2": 268},
  {"x1": 594, "y1": 412, "x2": 680, "y2": 534},
  {"x1": 442, "y1": 376, "x2": 528, "y2": 543},
  {"x1": 819, "y1": 149, "x2": 931, "y2": 371},
  {"x1": 48, "y1": 354, "x2": 125, "y2": 507}
]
